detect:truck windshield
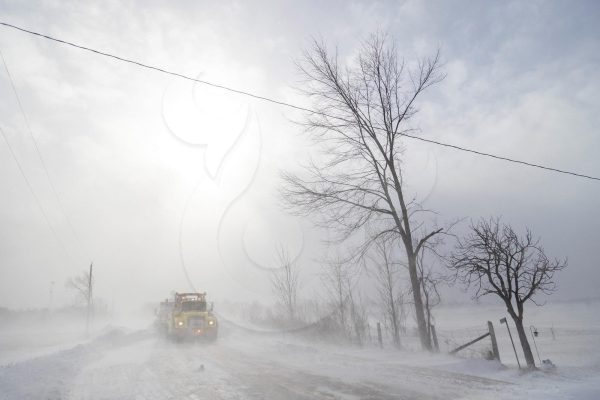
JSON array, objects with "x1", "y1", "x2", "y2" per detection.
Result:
[{"x1": 181, "y1": 301, "x2": 206, "y2": 312}]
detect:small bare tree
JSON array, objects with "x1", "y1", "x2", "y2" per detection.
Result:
[
  {"x1": 271, "y1": 247, "x2": 300, "y2": 323},
  {"x1": 320, "y1": 257, "x2": 353, "y2": 338},
  {"x1": 66, "y1": 268, "x2": 93, "y2": 307},
  {"x1": 348, "y1": 290, "x2": 369, "y2": 346},
  {"x1": 417, "y1": 249, "x2": 443, "y2": 342},
  {"x1": 66, "y1": 263, "x2": 94, "y2": 334},
  {"x1": 320, "y1": 257, "x2": 369, "y2": 344},
  {"x1": 449, "y1": 218, "x2": 567, "y2": 368},
  {"x1": 370, "y1": 237, "x2": 405, "y2": 348},
  {"x1": 282, "y1": 34, "x2": 444, "y2": 350}
]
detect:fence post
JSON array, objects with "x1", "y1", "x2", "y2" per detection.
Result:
[
  {"x1": 376, "y1": 322, "x2": 383, "y2": 348},
  {"x1": 500, "y1": 317, "x2": 521, "y2": 369},
  {"x1": 487, "y1": 321, "x2": 500, "y2": 362},
  {"x1": 431, "y1": 325, "x2": 440, "y2": 352}
]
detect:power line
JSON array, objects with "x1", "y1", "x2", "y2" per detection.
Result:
[
  {"x1": 0, "y1": 22, "x2": 308, "y2": 112},
  {"x1": 1, "y1": 49, "x2": 81, "y2": 241},
  {"x1": 403, "y1": 135, "x2": 599, "y2": 181},
  {"x1": 0, "y1": 124, "x2": 72, "y2": 261},
  {"x1": 1, "y1": 21, "x2": 598, "y2": 182}
]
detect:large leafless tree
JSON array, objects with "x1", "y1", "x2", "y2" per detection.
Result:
[
  {"x1": 449, "y1": 218, "x2": 567, "y2": 368},
  {"x1": 282, "y1": 35, "x2": 444, "y2": 349}
]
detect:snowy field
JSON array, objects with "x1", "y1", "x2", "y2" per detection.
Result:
[{"x1": 1, "y1": 300, "x2": 599, "y2": 399}]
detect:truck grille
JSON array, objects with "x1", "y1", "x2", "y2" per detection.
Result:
[{"x1": 188, "y1": 316, "x2": 204, "y2": 328}]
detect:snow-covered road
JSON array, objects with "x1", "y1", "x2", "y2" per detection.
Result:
[
  {"x1": 0, "y1": 327, "x2": 512, "y2": 400},
  {"x1": 1, "y1": 323, "x2": 598, "y2": 400}
]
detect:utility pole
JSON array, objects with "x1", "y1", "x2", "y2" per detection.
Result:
[{"x1": 86, "y1": 262, "x2": 93, "y2": 336}]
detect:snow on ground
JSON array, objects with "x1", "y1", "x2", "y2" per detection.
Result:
[
  {"x1": 0, "y1": 313, "x2": 83, "y2": 366},
  {"x1": 0, "y1": 300, "x2": 599, "y2": 399}
]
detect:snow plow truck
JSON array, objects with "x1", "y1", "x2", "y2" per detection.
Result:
[{"x1": 156, "y1": 292, "x2": 218, "y2": 341}]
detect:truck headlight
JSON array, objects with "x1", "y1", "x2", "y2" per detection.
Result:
[
  {"x1": 177, "y1": 321, "x2": 184, "y2": 326},
  {"x1": 208, "y1": 320, "x2": 214, "y2": 326}
]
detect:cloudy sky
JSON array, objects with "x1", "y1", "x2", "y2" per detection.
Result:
[{"x1": 0, "y1": 0, "x2": 598, "y2": 310}]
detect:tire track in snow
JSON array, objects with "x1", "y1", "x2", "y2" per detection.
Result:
[
  {"x1": 201, "y1": 343, "x2": 438, "y2": 399},
  {"x1": 67, "y1": 336, "x2": 246, "y2": 400},
  {"x1": 200, "y1": 340, "x2": 511, "y2": 400}
]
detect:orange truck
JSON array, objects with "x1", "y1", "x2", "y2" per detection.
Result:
[{"x1": 158, "y1": 292, "x2": 218, "y2": 341}]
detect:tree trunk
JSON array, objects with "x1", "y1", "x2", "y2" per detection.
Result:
[
  {"x1": 408, "y1": 253, "x2": 431, "y2": 350},
  {"x1": 423, "y1": 284, "x2": 432, "y2": 340},
  {"x1": 389, "y1": 290, "x2": 401, "y2": 348},
  {"x1": 391, "y1": 312, "x2": 401, "y2": 348},
  {"x1": 513, "y1": 316, "x2": 536, "y2": 368},
  {"x1": 426, "y1": 303, "x2": 432, "y2": 340}
]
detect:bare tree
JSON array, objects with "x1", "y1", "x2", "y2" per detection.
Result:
[
  {"x1": 66, "y1": 268, "x2": 93, "y2": 307},
  {"x1": 282, "y1": 34, "x2": 444, "y2": 349},
  {"x1": 370, "y1": 237, "x2": 405, "y2": 348},
  {"x1": 416, "y1": 249, "x2": 442, "y2": 342},
  {"x1": 319, "y1": 256, "x2": 370, "y2": 344},
  {"x1": 449, "y1": 218, "x2": 567, "y2": 368},
  {"x1": 66, "y1": 263, "x2": 94, "y2": 334},
  {"x1": 271, "y1": 246, "x2": 300, "y2": 323},
  {"x1": 320, "y1": 257, "x2": 353, "y2": 338},
  {"x1": 347, "y1": 289, "x2": 369, "y2": 346}
]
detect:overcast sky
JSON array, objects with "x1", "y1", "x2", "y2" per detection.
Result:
[{"x1": 0, "y1": 0, "x2": 599, "y2": 310}]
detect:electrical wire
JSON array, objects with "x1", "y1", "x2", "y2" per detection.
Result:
[
  {"x1": 0, "y1": 21, "x2": 598, "y2": 182},
  {"x1": 0, "y1": 124, "x2": 72, "y2": 261},
  {"x1": 1, "y1": 50, "x2": 81, "y2": 241}
]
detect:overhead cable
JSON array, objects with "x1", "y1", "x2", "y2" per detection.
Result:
[{"x1": 1, "y1": 21, "x2": 598, "y2": 182}]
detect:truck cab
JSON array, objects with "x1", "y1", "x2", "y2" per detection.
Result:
[{"x1": 167, "y1": 292, "x2": 218, "y2": 341}]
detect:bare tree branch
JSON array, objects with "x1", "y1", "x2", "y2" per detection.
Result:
[
  {"x1": 448, "y1": 217, "x2": 567, "y2": 368},
  {"x1": 281, "y1": 34, "x2": 444, "y2": 350}
]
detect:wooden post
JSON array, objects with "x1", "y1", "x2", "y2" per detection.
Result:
[
  {"x1": 450, "y1": 332, "x2": 490, "y2": 354},
  {"x1": 376, "y1": 322, "x2": 383, "y2": 348},
  {"x1": 487, "y1": 321, "x2": 500, "y2": 362},
  {"x1": 500, "y1": 317, "x2": 521, "y2": 369},
  {"x1": 431, "y1": 325, "x2": 440, "y2": 352}
]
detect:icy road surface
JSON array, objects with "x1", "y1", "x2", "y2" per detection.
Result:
[{"x1": 0, "y1": 325, "x2": 598, "y2": 400}]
